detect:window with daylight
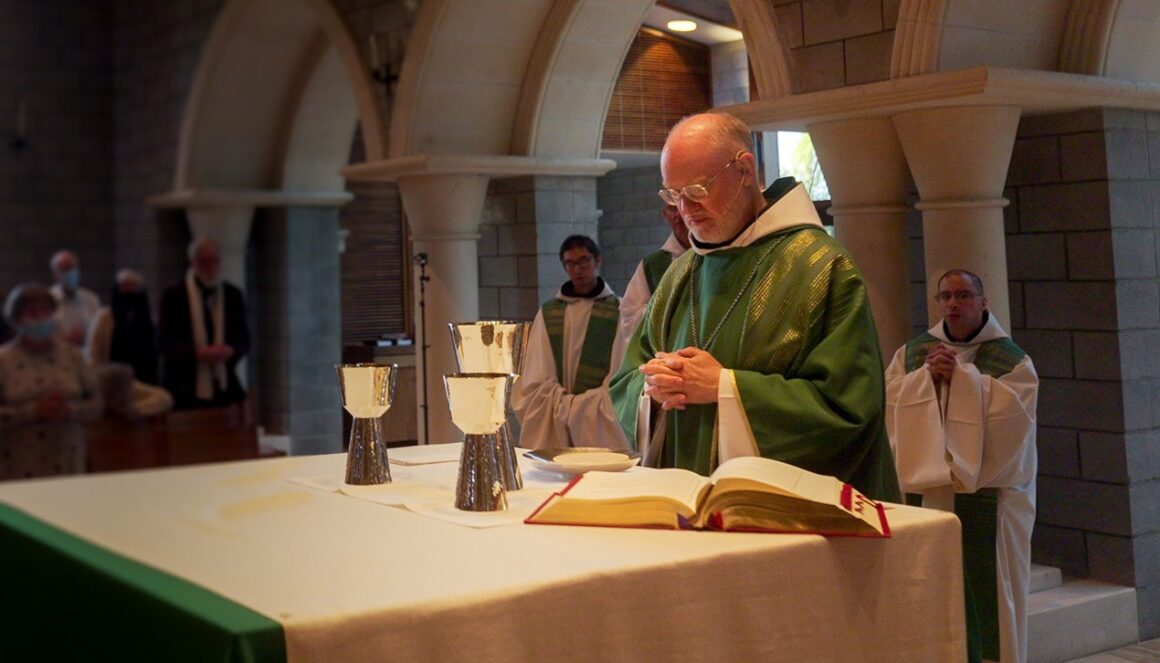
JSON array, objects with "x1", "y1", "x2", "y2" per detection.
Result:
[{"x1": 776, "y1": 131, "x2": 829, "y2": 202}]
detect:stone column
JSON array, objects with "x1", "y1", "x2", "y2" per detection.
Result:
[
  {"x1": 893, "y1": 106, "x2": 1021, "y2": 327},
  {"x1": 397, "y1": 173, "x2": 490, "y2": 445},
  {"x1": 251, "y1": 206, "x2": 344, "y2": 456},
  {"x1": 808, "y1": 117, "x2": 912, "y2": 359}
]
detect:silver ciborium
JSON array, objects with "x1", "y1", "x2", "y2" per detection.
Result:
[
  {"x1": 444, "y1": 373, "x2": 515, "y2": 511},
  {"x1": 336, "y1": 363, "x2": 398, "y2": 485},
  {"x1": 448, "y1": 321, "x2": 528, "y2": 491}
]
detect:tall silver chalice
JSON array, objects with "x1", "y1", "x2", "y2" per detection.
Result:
[
  {"x1": 336, "y1": 363, "x2": 398, "y2": 485},
  {"x1": 448, "y1": 321, "x2": 528, "y2": 491},
  {"x1": 444, "y1": 373, "x2": 515, "y2": 511}
]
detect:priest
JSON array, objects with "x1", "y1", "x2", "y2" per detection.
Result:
[
  {"x1": 608, "y1": 112, "x2": 899, "y2": 502},
  {"x1": 885, "y1": 269, "x2": 1038, "y2": 663}
]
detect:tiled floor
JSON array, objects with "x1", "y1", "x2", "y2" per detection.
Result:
[{"x1": 1068, "y1": 638, "x2": 1160, "y2": 662}]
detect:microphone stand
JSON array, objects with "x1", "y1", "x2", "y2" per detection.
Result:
[{"x1": 414, "y1": 252, "x2": 430, "y2": 444}]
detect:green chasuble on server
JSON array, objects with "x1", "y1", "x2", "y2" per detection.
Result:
[
  {"x1": 542, "y1": 295, "x2": 619, "y2": 394},
  {"x1": 513, "y1": 278, "x2": 629, "y2": 450},
  {"x1": 609, "y1": 181, "x2": 900, "y2": 502}
]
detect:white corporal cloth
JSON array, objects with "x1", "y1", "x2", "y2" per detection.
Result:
[
  {"x1": 0, "y1": 446, "x2": 966, "y2": 662},
  {"x1": 513, "y1": 281, "x2": 627, "y2": 450}
]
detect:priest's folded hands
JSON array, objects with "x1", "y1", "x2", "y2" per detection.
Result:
[
  {"x1": 924, "y1": 343, "x2": 957, "y2": 384},
  {"x1": 640, "y1": 347, "x2": 722, "y2": 410}
]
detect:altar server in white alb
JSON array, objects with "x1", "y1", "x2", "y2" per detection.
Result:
[
  {"x1": 513, "y1": 235, "x2": 628, "y2": 450},
  {"x1": 885, "y1": 269, "x2": 1038, "y2": 663}
]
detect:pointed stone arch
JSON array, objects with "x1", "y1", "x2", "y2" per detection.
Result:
[
  {"x1": 728, "y1": 0, "x2": 793, "y2": 99},
  {"x1": 174, "y1": 0, "x2": 386, "y2": 194},
  {"x1": 388, "y1": 0, "x2": 652, "y2": 159}
]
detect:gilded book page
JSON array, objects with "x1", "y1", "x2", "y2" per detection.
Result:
[
  {"x1": 562, "y1": 468, "x2": 711, "y2": 514},
  {"x1": 710, "y1": 456, "x2": 839, "y2": 504}
]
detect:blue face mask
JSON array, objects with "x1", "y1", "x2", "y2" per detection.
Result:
[
  {"x1": 61, "y1": 268, "x2": 81, "y2": 290},
  {"x1": 19, "y1": 318, "x2": 57, "y2": 341}
]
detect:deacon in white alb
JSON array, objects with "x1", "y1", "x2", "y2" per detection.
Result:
[{"x1": 885, "y1": 269, "x2": 1038, "y2": 663}]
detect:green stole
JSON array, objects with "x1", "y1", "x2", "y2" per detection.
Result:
[
  {"x1": 610, "y1": 225, "x2": 900, "y2": 503},
  {"x1": 904, "y1": 329, "x2": 1026, "y2": 663},
  {"x1": 542, "y1": 294, "x2": 620, "y2": 394},
  {"x1": 641, "y1": 248, "x2": 674, "y2": 293}
]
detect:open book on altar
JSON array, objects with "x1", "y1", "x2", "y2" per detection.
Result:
[{"x1": 525, "y1": 455, "x2": 890, "y2": 537}]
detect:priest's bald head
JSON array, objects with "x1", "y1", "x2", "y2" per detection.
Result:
[{"x1": 659, "y1": 113, "x2": 764, "y2": 245}]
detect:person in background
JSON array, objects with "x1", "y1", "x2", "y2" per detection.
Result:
[
  {"x1": 0, "y1": 284, "x2": 103, "y2": 480},
  {"x1": 49, "y1": 250, "x2": 101, "y2": 346},
  {"x1": 885, "y1": 269, "x2": 1038, "y2": 663},
  {"x1": 610, "y1": 203, "x2": 690, "y2": 374},
  {"x1": 512, "y1": 235, "x2": 627, "y2": 450},
  {"x1": 86, "y1": 269, "x2": 159, "y2": 384},
  {"x1": 86, "y1": 269, "x2": 173, "y2": 418},
  {"x1": 158, "y1": 238, "x2": 251, "y2": 410}
]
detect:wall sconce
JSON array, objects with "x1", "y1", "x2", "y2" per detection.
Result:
[
  {"x1": 368, "y1": 33, "x2": 400, "y2": 94},
  {"x1": 9, "y1": 98, "x2": 27, "y2": 155}
]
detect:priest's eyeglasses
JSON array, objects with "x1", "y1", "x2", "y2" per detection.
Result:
[
  {"x1": 935, "y1": 290, "x2": 979, "y2": 303},
  {"x1": 658, "y1": 151, "x2": 745, "y2": 206}
]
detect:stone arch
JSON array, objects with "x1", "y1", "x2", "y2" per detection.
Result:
[
  {"x1": 1097, "y1": 1, "x2": 1160, "y2": 83},
  {"x1": 388, "y1": 0, "x2": 653, "y2": 159},
  {"x1": 893, "y1": 0, "x2": 1073, "y2": 77},
  {"x1": 890, "y1": 0, "x2": 1160, "y2": 83},
  {"x1": 728, "y1": 0, "x2": 793, "y2": 99},
  {"x1": 174, "y1": 0, "x2": 386, "y2": 193}
]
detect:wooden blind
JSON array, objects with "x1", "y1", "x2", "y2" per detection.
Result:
[
  {"x1": 340, "y1": 179, "x2": 410, "y2": 344},
  {"x1": 602, "y1": 29, "x2": 712, "y2": 152}
]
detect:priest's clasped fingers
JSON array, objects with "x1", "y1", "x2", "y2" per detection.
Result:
[
  {"x1": 641, "y1": 355, "x2": 685, "y2": 409},
  {"x1": 925, "y1": 344, "x2": 956, "y2": 383},
  {"x1": 641, "y1": 347, "x2": 722, "y2": 410}
]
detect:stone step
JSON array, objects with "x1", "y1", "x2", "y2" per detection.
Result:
[
  {"x1": 1031, "y1": 564, "x2": 1063, "y2": 594},
  {"x1": 1028, "y1": 578, "x2": 1138, "y2": 663}
]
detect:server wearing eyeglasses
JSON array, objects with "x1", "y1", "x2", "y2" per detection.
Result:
[
  {"x1": 885, "y1": 269, "x2": 1039, "y2": 663},
  {"x1": 513, "y1": 235, "x2": 628, "y2": 451}
]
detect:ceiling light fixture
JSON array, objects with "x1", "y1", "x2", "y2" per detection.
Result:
[{"x1": 667, "y1": 19, "x2": 697, "y2": 32}]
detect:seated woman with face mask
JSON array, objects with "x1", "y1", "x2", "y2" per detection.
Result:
[{"x1": 0, "y1": 283, "x2": 104, "y2": 480}]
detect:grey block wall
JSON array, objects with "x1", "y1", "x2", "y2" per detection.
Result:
[
  {"x1": 480, "y1": 175, "x2": 601, "y2": 320},
  {"x1": 596, "y1": 165, "x2": 671, "y2": 298},
  {"x1": 111, "y1": 0, "x2": 223, "y2": 303},
  {"x1": 0, "y1": 1, "x2": 115, "y2": 296},
  {"x1": 774, "y1": 0, "x2": 899, "y2": 94},
  {"x1": 252, "y1": 207, "x2": 343, "y2": 455}
]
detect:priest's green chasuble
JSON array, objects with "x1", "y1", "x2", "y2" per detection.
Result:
[{"x1": 610, "y1": 224, "x2": 900, "y2": 502}]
